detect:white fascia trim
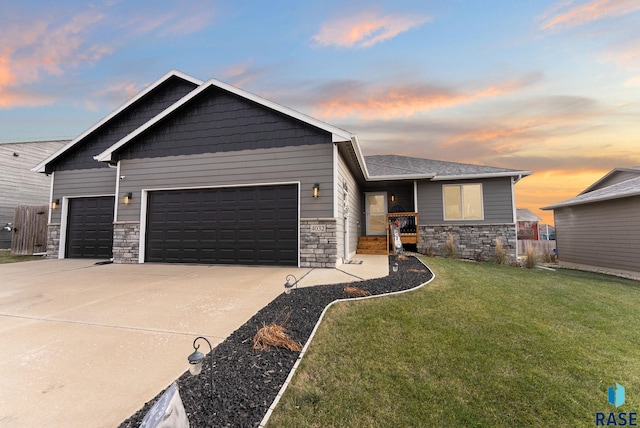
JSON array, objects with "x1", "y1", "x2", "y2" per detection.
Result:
[
  {"x1": 367, "y1": 174, "x2": 435, "y2": 181},
  {"x1": 33, "y1": 70, "x2": 203, "y2": 172},
  {"x1": 96, "y1": 78, "x2": 353, "y2": 163},
  {"x1": 430, "y1": 171, "x2": 532, "y2": 181}
]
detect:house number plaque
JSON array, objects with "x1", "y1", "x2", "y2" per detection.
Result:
[{"x1": 310, "y1": 225, "x2": 326, "y2": 233}]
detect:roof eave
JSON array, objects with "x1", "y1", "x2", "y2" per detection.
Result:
[
  {"x1": 33, "y1": 70, "x2": 203, "y2": 172},
  {"x1": 542, "y1": 191, "x2": 640, "y2": 210},
  {"x1": 430, "y1": 171, "x2": 532, "y2": 181},
  {"x1": 367, "y1": 174, "x2": 436, "y2": 181}
]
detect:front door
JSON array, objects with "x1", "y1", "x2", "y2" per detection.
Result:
[{"x1": 365, "y1": 192, "x2": 387, "y2": 236}]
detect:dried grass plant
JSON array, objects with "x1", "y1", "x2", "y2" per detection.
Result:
[
  {"x1": 494, "y1": 237, "x2": 508, "y2": 265},
  {"x1": 343, "y1": 286, "x2": 372, "y2": 297},
  {"x1": 252, "y1": 311, "x2": 302, "y2": 352},
  {"x1": 523, "y1": 242, "x2": 539, "y2": 269},
  {"x1": 445, "y1": 232, "x2": 457, "y2": 258}
]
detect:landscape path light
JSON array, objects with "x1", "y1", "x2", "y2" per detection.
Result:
[
  {"x1": 187, "y1": 336, "x2": 214, "y2": 397},
  {"x1": 284, "y1": 274, "x2": 299, "y2": 294}
]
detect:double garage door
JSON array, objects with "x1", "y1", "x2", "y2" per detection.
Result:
[{"x1": 145, "y1": 184, "x2": 299, "y2": 265}]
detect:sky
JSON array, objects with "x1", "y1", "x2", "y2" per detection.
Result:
[{"x1": 1, "y1": 0, "x2": 639, "y2": 225}]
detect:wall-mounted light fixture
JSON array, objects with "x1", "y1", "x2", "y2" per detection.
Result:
[
  {"x1": 312, "y1": 183, "x2": 320, "y2": 198},
  {"x1": 187, "y1": 336, "x2": 214, "y2": 397},
  {"x1": 284, "y1": 274, "x2": 299, "y2": 294},
  {"x1": 123, "y1": 192, "x2": 133, "y2": 204},
  {"x1": 390, "y1": 194, "x2": 396, "y2": 202},
  {"x1": 51, "y1": 199, "x2": 60, "y2": 210}
]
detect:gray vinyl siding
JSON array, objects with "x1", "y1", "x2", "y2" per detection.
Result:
[
  {"x1": 118, "y1": 86, "x2": 331, "y2": 160},
  {"x1": 117, "y1": 144, "x2": 334, "y2": 222},
  {"x1": 417, "y1": 177, "x2": 514, "y2": 224},
  {"x1": 337, "y1": 149, "x2": 362, "y2": 259},
  {"x1": 554, "y1": 196, "x2": 640, "y2": 273},
  {"x1": 51, "y1": 77, "x2": 198, "y2": 172},
  {"x1": 0, "y1": 141, "x2": 66, "y2": 247},
  {"x1": 51, "y1": 168, "x2": 117, "y2": 223}
]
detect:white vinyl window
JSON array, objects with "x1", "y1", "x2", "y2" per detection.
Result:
[{"x1": 443, "y1": 184, "x2": 484, "y2": 220}]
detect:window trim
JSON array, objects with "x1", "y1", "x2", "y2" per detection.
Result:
[{"x1": 442, "y1": 183, "x2": 485, "y2": 221}]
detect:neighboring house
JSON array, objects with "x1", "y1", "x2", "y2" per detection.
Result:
[
  {"x1": 542, "y1": 167, "x2": 640, "y2": 275},
  {"x1": 0, "y1": 140, "x2": 68, "y2": 249},
  {"x1": 516, "y1": 208, "x2": 541, "y2": 240},
  {"x1": 539, "y1": 224, "x2": 555, "y2": 240},
  {"x1": 33, "y1": 70, "x2": 531, "y2": 267}
]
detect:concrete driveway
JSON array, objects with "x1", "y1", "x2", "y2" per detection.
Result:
[{"x1": 0, "y1": 257, "x2": 387, "y2": 427}]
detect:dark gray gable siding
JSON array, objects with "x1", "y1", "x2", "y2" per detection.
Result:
[
  {"x1": 117, "y1": 86, "x2": 331, "y2": 160},
  {"x1": 417, "y1": 177, "x2": 514, "y2": 224},
  {"x1": 554, "y1": 196, "x2": 640, "y2": 273},
  {"x1": 51, "y1": 76, "x2": 198, "y2": 172}
]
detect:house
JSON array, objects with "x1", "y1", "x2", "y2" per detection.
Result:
[
  {"x1": 516, "y1": 208, "x2": 541, "y2": 240},
  {"x1": 542, "y1": 167, "x2": 640, "y2": 275},
  {"x1": 0, "y1": 140, "x2": 68, "y2": 249},
  {"x1": 33, "y1": 70, "x2": 531, "y2": 267}
]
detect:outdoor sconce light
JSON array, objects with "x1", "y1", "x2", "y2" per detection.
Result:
[
  {"x1": 187, "y1": 336, "x2": 214, "y2": 396},
  {"x1": 123, "y1": 192, "x2": 133, "y2": 205},
  {"x1": 390, "y1": 194, "x2": 396, "y2": 202},
  {"x1": 393, "y1": 262, "x2": 399, "y2": 272},
  {"x1": 284, "y1": 274, "x2": 299, "y2": 294},
  {"x1": 51, "y1": 199, "x2": 60, "y2": 210},
  {"x1": 312, "y1": 183, "x2": 320, "y2": 198}
]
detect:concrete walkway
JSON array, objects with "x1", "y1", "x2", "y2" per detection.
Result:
[{"x1": 0, "y1": 256, "x2": 387, "y2": 427}]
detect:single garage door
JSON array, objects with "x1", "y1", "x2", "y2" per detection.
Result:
[
  {"x1": 66, "y1": 196, "x2": 115, "y2": 259},
  {"x1": 145, "y1": 184, "x2": 298, "y2": 265}
]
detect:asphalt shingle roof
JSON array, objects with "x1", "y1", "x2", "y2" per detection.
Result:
[
  {"x1": 364, "y1": 154, "x2": 529, "y2": 179},
  {"x1": 543, "y1": 174, "x2": 640, "y2": 209}
]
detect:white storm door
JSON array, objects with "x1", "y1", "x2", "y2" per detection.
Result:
[{"x1": 365, "y1": 192, "x2": 387, "y2": 236}]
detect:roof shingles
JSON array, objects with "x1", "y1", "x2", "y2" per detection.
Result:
[{"x1": 364, "y1": 155, "x2": 530, "y2": 179}]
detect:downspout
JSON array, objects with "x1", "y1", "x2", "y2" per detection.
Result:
[
  {"x1": 343, "y1": 180, "x2": 350, "y2": 263},
  {"x1": 511, "y1": 175, "x2": 521, "y2": 261}
]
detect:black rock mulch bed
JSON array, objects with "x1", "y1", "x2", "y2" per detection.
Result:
[{"x1": 120, "y1": 255, "x2": 433, "y2": 428}]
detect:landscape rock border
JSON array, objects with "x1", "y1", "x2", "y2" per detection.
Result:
[{"x1": 120, "y1": 255, "x2": 433, "y2": 428}]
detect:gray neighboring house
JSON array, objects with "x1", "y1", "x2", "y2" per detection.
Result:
[
  {"x1": 33, "y1": 70, "x2": 531, "y2": 267},
  {"x1": 542, "y1": 167, "x2": 640, "y2": 275},
  {"x1": 0, "y1": 140, "x2": 68, "y2": 248}
]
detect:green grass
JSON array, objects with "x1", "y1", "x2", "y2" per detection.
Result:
[
  {"x1": 0, "y1": 249, "x2": 44, "y2": 264},
  {"x1": 267, "y1": 257, "x2": 640, "y2": 427}
]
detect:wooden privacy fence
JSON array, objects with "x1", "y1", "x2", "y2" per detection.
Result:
[
  {"x1": 11, "y1": 205, "x2": 48, "y2": 255},
  {"x1": 517, "y1": 239, "x2": 556, "y2": 256}
]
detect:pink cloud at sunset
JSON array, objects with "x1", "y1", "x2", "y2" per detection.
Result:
[
  {"x1": 312, "y1": 12, "x2": 430, "y2": 48},
  {"x1": 539, "y1": 0, "x2": 640, "y2": 30},
  {"x1": 0, "y1": 11, "x2": 111, "y2": 108},
  {"x1": 312, "y1": 74, "x2": 542, "y2": 120}
]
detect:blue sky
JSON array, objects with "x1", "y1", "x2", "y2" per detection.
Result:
[{"x1": 2, "y1": 0, "x2": 639, "y2": 223}]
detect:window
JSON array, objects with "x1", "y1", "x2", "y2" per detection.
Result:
[{"x1": 443, "y1": 184, "x2": 484, "y2": 220}]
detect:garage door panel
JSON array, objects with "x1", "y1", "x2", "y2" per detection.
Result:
[{"x1": 145, "y1": 185, "x2": 298, "y2": 265}]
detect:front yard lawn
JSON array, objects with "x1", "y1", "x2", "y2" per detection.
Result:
[
  {"x1": 267, "y1": 257, "x2": 640, "y2": 427},
  {"x1": 0, "y1": 250, "x2": 43, "y2": 264}
]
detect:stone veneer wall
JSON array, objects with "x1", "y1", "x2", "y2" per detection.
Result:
[
  {"x1": 417, "y1": 224, "x2": 517, "y2": 263},
  {"x1": 300, "y1": 218, "x2": 338, "y2": 268},
  {"x1": 112, "y1": 222, "x2": 140, "y2": 264},
  {"x1": 47, "y1": 223, "x2": 60, "y2": 258}
]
